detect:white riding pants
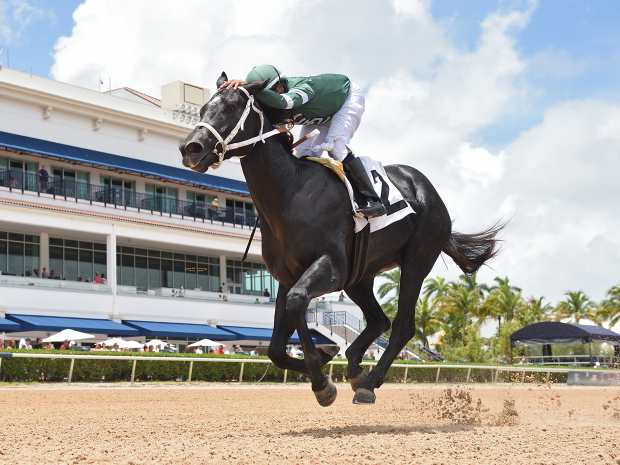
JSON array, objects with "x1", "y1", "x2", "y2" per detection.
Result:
[{"x1": 295, "y1": 83, "x2": 365, "y2": 161}]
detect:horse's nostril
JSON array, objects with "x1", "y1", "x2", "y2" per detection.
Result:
[{"x1": 186, "y1": 141, "x2": 204, "y2": 155}]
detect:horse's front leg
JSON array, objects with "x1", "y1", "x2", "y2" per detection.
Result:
[
  {"x1": 268, "y1": 285, "x2": 309, "y2": 374},
  {"x1": 287, "y1": 254, "x2": 345, "y2": 407}
]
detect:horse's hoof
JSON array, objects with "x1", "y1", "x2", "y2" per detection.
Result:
[
  {"x1": 349, "y1": 373, "x2": 369, "y2": 392},
  {"x1": 352, "y1": 388, "x2": 376, "y2": 405},
  {"x1": 314, "y1": 379, "x2": 337, "y2": 407}
]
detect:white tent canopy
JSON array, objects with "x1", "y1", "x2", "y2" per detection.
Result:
[
  {"x1": 145, "y1": 339, "x2": 167, "y2": 347},
  {"x1": 121, "y1": 340, "x2": 144, "y2": 349},
  {"x1": 102, "y1": 337, "x2": 126, "y2": 347},
  {"x1": 188, "y1": 338, "x2": 223, "y2": 348},
  {"x1": 42, "y1": 329, "x2": 95, "y2": 343}
]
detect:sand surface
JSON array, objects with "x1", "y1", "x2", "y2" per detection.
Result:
[{"x1": 0, "y1": 383, "x2": 619, "y2": 465}]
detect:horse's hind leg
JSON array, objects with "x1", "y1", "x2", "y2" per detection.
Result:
[
  {"x1": 343, "y1": 276, "x2": 391, "y2": 390},
  {"x1": 287, "y1": 254, "x2": 346, "y2": 407},
  {"x1": 353, "y1": 243, "x2": 441, "y2": 405}
]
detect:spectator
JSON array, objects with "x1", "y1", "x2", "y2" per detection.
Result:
[
  {"x1": 41, "y1": 267, "x2": 48, "y2": 279},
  {"x1": 263, "y1": 288, "x2": 271, "y2": 298},
  {"x1": 33, "y1": 268, "x2": 40, "y2": 277},
  {"x1": 38, "y1": 167, "x2": 49, "y2": 193},
  {"x1": 94, "y1": 273, "x2": 104, "y2": 284},
  {"x1": 101, "y1": 274, "x2": 107, "y2": 284},
  {"x1": 49, "y1": 270, "x2": 56, "y2": 279}
]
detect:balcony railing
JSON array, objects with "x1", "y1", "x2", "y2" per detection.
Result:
[
  {"x1": 0, "y1": 274, "x2": 111, "y2": 293},
  {"x1": 0, "y1": 170, "x2": 257, "y2": 228}
]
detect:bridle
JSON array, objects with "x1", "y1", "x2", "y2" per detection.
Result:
[{"x1": 192, "y1": 87, "x2": 282, "y2": 169}]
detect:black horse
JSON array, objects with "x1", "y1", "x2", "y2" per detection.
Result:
[{"x1": 180, "y1": 73, "x2": 502, "y2": 406}]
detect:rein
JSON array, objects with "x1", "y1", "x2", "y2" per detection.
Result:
[{"x1": 193, "y1": 87, "x2": 282, "y2": 169}]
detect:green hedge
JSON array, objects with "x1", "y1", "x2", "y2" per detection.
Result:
[{"x1": 0, "y1": 350, "x2": 571, "y2": 384}]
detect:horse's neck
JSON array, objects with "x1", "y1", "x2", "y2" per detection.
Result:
[{"x1": 240, "y1": 137, "x2": 297, "y2": 223}]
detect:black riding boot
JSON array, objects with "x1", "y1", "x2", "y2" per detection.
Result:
[{"x1": 343, "y1": 153, "x2": 387, "y2": 219}]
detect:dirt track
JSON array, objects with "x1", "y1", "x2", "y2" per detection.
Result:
[{"x1": 0, "y1": 383, "x2": 619, "y2": 465}]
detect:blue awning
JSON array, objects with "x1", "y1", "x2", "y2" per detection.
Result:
[
  {"x1": 0, "y1": 131, "x2": 249, "y2": 196},
  {"x1": 6, "y1": 314, "x2": 139, "y2": 336},
  {"x1": 0, "y1": 317, "x2": 23, "y2": 332},
  {"x1": 219, "y1": 325, "x2": 335, "y2": 345},
  {"x1": 123, "y1": 320, "x2": 236, "y2": 340}
]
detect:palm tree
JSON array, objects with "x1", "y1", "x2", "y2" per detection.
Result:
[
  {"x1": 599, "y1": 284, "x2": 620, "y2": 328},
  {"x1": 554, "y1": 291, "x2": 596, "y2": 324},
  {"x1": 482, "y1": 276, "x2": 523, "y2": 332},
  {"x1": 518, "y1": 296, "x2": 552, "y2": 326},
  {"x1": 377, "y1": 268, "x2": 400, "y2": 320},
  {"x1": 423, "y1": 276, "x2": 449, "y2": 302},
  {"x1": 415, "y1": 295, "x2": 441, "y2": 348},
  {"x1": 438, "y1": 282, "x2": 481, "y2": 345}
]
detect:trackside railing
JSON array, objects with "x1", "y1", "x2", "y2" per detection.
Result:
[{"x1": 2, "y1": 352, "x2": 619, "y2": 385}]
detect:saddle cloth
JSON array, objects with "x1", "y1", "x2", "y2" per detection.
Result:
[{"x1": 306, "y1": 155, "x2": 415, "y2": 233}]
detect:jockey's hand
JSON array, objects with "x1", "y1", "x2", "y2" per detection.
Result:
[{"x1": 219, "y1": 79, "x2": 246, "y2": 90}]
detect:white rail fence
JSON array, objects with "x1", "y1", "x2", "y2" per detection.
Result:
[{"x1": 2, "y1": 352, "x2": 619, "y2": 384}]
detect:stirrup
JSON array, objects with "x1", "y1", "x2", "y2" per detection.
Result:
[{"x1": 356, "y1": 200, "x2": 387, "y2": 219}]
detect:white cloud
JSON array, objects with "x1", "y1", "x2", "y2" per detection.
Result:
[
  {"x1": 0, "y1": 0, "x2": 46, "y2": 44},
  {"x1": 50, "y1": 0, "x2": 620, "y2": 302}
]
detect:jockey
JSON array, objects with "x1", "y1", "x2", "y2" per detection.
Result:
[{"x1": 220, "y1": 64, "x2": 387, "y2": 219}]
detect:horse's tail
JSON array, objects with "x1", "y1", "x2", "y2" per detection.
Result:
[{"x1": 443, "y1": 222, "x2": 504, "y2": 274}]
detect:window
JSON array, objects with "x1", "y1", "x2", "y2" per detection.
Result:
[
  {"x1": 0, "y1": 157, "x2": 38, "y2": 191},
  {"x1": 52, "y1": 167, "x2": 90, "y2": 199},
  {"x1": 100, "y1": 176, "x2": 135, "y2": 206},
  {"x1": 225, "y1": 199, "x2": 256, "y2": 226},
  {"x1": 145, "y1": 184, "x2": 178, "y2": 214},
  {"x1": 186, "y1": 191, "x2": 217, "y2": 219},
  {"x1": 49, "y1": 238, "x2": 106, "y2": 282},
  {"x1": 226, "y1": 259, "x2": 278, "y2": 296},
  {"x1": 116, "y1": 246, "x2": 219, "y2": 291},
  {"x1": 0, "y1": 230, "x2": 40, "y2": 277}
]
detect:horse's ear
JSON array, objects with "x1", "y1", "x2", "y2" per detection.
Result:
[
  {"x1": 216, "y1": 71, "x2": 228, "y2": 88},
  {"x1": 244, "y1": 79, "x2": 269, "y2": 95}
]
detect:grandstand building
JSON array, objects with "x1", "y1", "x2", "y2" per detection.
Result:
[{"x1": 0, "y1": 67, "x2": 367, "y2": 350}]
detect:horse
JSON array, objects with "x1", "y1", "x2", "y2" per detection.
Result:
[{"x1": 179, "y1": 72, "x2": 503, "y2": 406}]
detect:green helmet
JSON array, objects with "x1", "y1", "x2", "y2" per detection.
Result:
[{"x1": 246, "y1": 64, "x2": 283, "y2": 90}]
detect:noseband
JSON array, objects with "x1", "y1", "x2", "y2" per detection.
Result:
[{"x1": 192, "y1": 87, "x2": 282, "y2": 169}]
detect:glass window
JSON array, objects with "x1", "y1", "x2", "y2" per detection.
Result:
[
  {"x1": 94, "y1": 251, "x2": 106, "y2": 279},
  {"x1": 48, "y1": 237, "x2": 106, "y2": 282},
  {"x1": 0, "y1": 239, "x2": 6, "y2": 272},
  {"x1": 50, "y1": 246, "x2": 63, "y2": 278},
  {"x1": 162, "y1": 258, "x2": 173, "y2": 288},
  {"x1": 135, "y1": 256, "x2": 148, "y2": 290},
  {"x1": 185, "y1": 257, "x2": 197, "y2": 290},
  {"x1": 121, "y1": 253, "x2": 135, "y2": 286},
  {"x1": 148, "y1": 257, "x2": 162, "y2": 289},
  {"x1": 7, "y1": 241, "x2": 24, "y2": 276},
  {"x1": 173, "y1": 259, "x2": 185, "y2": 288},
  {"x1": 63, "y1": 247, "x2": 79, "y2": 281},
  {"x1": 24, "y1": 244, "x2": 40, "y2": 277},
  {"x1": 78, "y1": 249, "x2": 93, "y2": 281},
  {"x1": 226, "y1": 259, "x2": 277, "y2": 296}
]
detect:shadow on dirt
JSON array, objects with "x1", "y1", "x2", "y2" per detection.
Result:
[{"x1": 283, "y1": 423, "x2": 474, "y2": 438}]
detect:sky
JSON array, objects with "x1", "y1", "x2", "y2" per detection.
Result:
[{"x1": 1, "y1": 0, "x2": 619, "y2": 306}]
